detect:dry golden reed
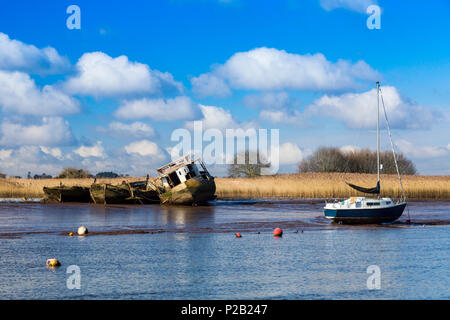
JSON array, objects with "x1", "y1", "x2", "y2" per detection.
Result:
[
  {"x1": 215, "y1": 173, "x2": 450, "y2": 200},
  {"x1": 0, "y1": 173, "x2": 449, "y2": 200}
]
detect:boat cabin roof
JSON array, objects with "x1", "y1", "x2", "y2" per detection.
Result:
[{"x1": 156, "y1": 155, "x2": 201, "y2": 176}]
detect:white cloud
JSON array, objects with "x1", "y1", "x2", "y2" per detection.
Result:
[
  {"x1": 115, "y1": 96, "x2": 199, "y2": 121},
  {"x1": 191, "y1": 47, "x2": 379, "y2": 96},
  {"x1": 124, "y1": 140, "x2": 162, "y2": 157},
  {"x1": 0, "y1": 146, "x2": 65, "y2": 177},
  {"x1": 320, "y1": 0, "x2": 377, "y2": 13},
  {"x1": 185, "y1": 105, "x2": 257, "y2": 132},
  {"x1": 98, "y1": 121, "x2": 156, "y2": 138},
  {"x1": 340, "y1": 145, "x2": 361, "y2": 154},
  {"x1": 0, "y1": 149, "x2": 13, "y2": 160},
  {"x1": 396, "y1": 140, "x2": 448, "y2": 159},
  {"x1": 0, "y1": 70, "x2": 80, "y2": 116},
  {"x1": 259, "y1": 109, "x2": 305, "y2": 125},
  {"x1": 40, "y1": 146, "x2": 63, "y2": 160},
  {"x1": 0, "y1": 32, "x2": 69, "y2": 74},
  {"x1": 73, "y1": 141, "x2": 105, "y2": 158},
  {"x1": 276, "y1": 142, "x2": 303, "y2": 165},
  {"x1": 191, "y1": 73, "x2": 231, "y2": 97},
  {"x1": 0, "y1": 117, "x2": 75, "y2": 146},
  {"x1": 64, "y1": 52, "x2": 183, "y2": 97},
  {"x1": 306, "y1": 86, "x2": 437, "y2": 129}
]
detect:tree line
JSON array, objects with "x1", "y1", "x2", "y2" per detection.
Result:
[{"x1": 227, "y1": 147, "x2": 416, "y2": 178}]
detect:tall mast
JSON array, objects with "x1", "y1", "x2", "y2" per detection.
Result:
[{"x1": 376, "y1": 81, "x2": 380, "y2": 191}]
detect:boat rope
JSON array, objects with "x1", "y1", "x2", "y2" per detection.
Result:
[{"x1": 379, "y1": 87, "x2": 408, "y2": 209}]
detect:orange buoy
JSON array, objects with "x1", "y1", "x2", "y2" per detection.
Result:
[
  {"x1": 235, "y1": 233, "x2": 242, "y2": 238},
  {"x1": 273, "y1": 228, "x2": 283, "y2": 237}
]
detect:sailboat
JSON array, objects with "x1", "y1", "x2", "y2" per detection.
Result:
[{"x1": 324, "y1": 82, "x2": 408, "y2": 224}]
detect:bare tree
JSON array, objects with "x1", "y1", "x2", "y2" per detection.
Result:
[
  {"x1": 228, "y1": 151, "x2": 270, "y2": 178},
  {"x1": 299, "y1": 147, "x2": 416, "y2": 175}
]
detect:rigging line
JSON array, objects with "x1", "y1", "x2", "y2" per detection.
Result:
[{"x1": 379, "y1": 86, "x2": 408, "y2": 208}]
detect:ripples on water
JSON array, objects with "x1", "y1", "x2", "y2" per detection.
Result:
[{"x1": 0, "y1": 200, "x2": 449, "y2": 299}]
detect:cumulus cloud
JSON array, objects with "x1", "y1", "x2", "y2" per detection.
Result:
[
  {"x1": 114, "y1": 96, "x2": 200, "y2": 121},
  {"x1": 73, "y1": 141, "x2": 105, "y2": 158},
  {"x1": 306, "y1": 86, "x2": 437, "y2": 129},
  {"x1": 0, "y1": 70, "x2": 80, "y2": 116},
  {"x1": 319, "y1": 0, "x2": 377, "y2": 13},
  {"x1": 98, "y1": 121, "x2": 156, "y2": 138},
  {"x1": 185, "y1": 105, "x2": 257, "y2": 131},
  {"x1": 0, "y1": 146, "x2": 66, "y2": 177},
  {"x1": 64, "y1": 52, "x2": 183, "y2": 97},
  {"x1": 0, "y1": 117, "x2": 75, "y2": 146},
  {"x1": 276, "y1": 142, "x2": 303, "y2": 165},
  {"x1": 0, "y1": 149, "x2": 13, "y2": 160},
  {"x1": 0, "y1": 32, "x2": 70, "y2": 74},
  {"x1": 396, "y1": 140, "x2": 448, "y2": 159},
  {"x1": 259, "y1": 109, "x2": 305, "y2": 125},
  {"x1": 40, "y1": 146, "x2": 63, "y2": 160},
  {"x1": 191, "y1": 47, "x2": 379, "y2": 96},
  {"x1": 124, "y1": 140, "x2": 162, "y2": 157}
]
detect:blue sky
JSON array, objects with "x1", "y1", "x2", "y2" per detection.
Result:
[{"x1": 0, "y1": 0, "x2": 449, "y2": 177}]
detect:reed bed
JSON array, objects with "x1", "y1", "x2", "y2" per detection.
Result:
[
  {"x1": 215, "y1": 173, "x2": 450, "y2": 200},
  {"x1": 0, "y1": 173, "x2": 449, "y2": 200}
]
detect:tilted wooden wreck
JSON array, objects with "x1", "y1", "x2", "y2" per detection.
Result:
[
  {"x1": 89, "y1": 176, "x2": 159, "y2": 205},
  {"x1": 43, "y1": 185, "x2": 91, "y2": 203},
  {"x1": 150, "y1": 155, "x2": 216, "y2": 205}
]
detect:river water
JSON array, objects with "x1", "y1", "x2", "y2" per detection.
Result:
[{"x1": 0, "y1": 199, "x2": 449, "y2": 299}]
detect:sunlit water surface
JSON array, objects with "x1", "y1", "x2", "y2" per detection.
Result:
[{"x1": 0, "y1": 200, "x2": 449, "y2": 299}]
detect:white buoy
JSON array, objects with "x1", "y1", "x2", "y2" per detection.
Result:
[{"x1": 77, "y1": 226, "x2": 88, "y2": 235}]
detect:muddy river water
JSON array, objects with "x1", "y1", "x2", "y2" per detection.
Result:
[{"x1": 0, "y1": 199, "x2": 449, "y2": 299}]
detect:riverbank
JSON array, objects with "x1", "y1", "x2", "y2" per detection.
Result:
[{"x1": 0, "y1": 173, "x2": 449, "y2": 200}]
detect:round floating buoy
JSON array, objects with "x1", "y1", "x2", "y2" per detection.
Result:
[
  {"x1": 77, "y1": 226, "x2": 88, "y2": 236},
  {"x1": 235, "y1": 233, "x2": 242, "y2": 238},
  {"x1": 69, "y1": 232, "x2": 73, "y2": 237},
  {"x1": 273, "y1": 228, "x2": 283, "y2": 237},
  {"x1": 46, "y1": 258, "x2": 61, "y2": 268}
]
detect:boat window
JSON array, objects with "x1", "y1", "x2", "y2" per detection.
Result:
[
  {"x1": 356, "y1": 202, "x2": 361, "y2": 208},
  {"x1": 366, "y1": 202, "x2": 380, "y2": 206},
  {"x1": 168, "y1": 171, "x2": 181, "y2": 187}
]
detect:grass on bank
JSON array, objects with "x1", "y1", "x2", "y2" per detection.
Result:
[{"x1": 0, "y1": 173, "x2": 449, "y2": 200}]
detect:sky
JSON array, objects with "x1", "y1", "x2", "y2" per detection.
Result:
[{"x1": 0, "y1": 0, "x2": 449, "y2": 177}]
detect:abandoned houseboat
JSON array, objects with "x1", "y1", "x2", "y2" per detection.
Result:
[{"x1": 151, "y1": 155, "x2": 216, "y2": 205}]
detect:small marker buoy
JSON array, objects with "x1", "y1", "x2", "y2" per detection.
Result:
[
  {"x1": 235, "y1": 233, "x2": 242, "y2": 238},
  {"x1": 69, "y1": 232, "x2": 73, "y2": 236},
  {"x1": 77, "y1": 226, "x2": 88, "y2": 236},
  {"x1": 46, "y1": 258, "x2": 61, "y2": 268},
  {"x1": 273, "y1": 228, "x2": 283, "y2": 237},
  {"x1": 405, "y1": 219, "x2": 411, "y2": 225}
]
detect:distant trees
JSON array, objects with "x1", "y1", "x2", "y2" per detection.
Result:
[
  {"x1": 0, "y1": 171, "x2": 5, "y2": 179},
  {"x1": 298, "y1": 147, "x2": 416, "y2": 175},
  {"x1": 228, "y1": 151, "x2": 270, "y2": 178},
  {"x1": 57, "y1": 168, "x2": 93, "y2": 179},
  {"x1": 95, "y1": 171, "x2": 119, "y2": 178},
  {"x1": 33, "y1": 173, "x2": 52, "y2": 179}
]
